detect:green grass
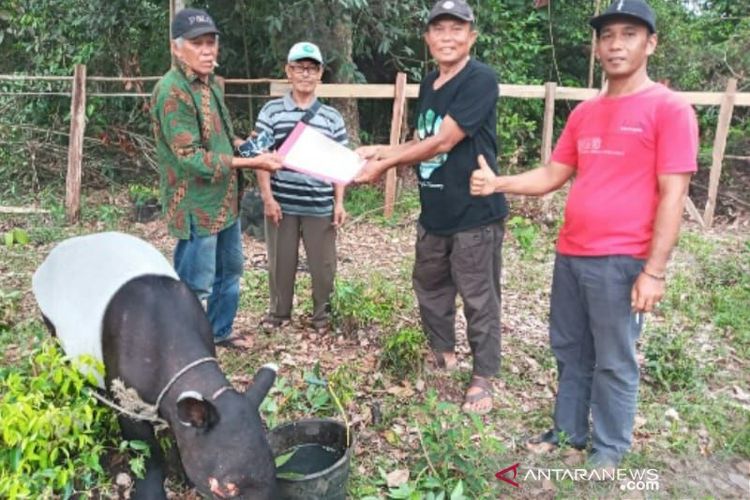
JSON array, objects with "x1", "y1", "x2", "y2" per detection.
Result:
[{"x1": 239, "y1": 269, "x2": 270, "y2": 315}]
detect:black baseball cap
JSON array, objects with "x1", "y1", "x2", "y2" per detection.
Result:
[
  {"x1": 171, "y1": 8, "x2": 220, "y2": 40},
  {"x1": 427, "y1": 0, "x2": 475, "y2": 25},
  {"x1": 590, "y1": 0, "x2": 656, "y2": 34}
]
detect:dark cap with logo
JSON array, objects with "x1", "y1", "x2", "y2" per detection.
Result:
[
  {"x1": 171, "y1": 8, "x2": 220, "y2": 40},
  {"x1": 590, "y1": 0, "x2": 656, "y2": 34},
  {"x1": 427, "y1": 0, "x2": 475, "y2": 25}
]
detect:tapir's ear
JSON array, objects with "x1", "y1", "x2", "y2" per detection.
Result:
[
  {"x1": 176, "y1": 391, "x2": 219, "y2": 429},
  {"x1": 245, "y1": 363, "x2": 278, "y2": 409}
]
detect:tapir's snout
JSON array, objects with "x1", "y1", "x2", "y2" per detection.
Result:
[{"x1": 208, "y1": 476, "x2": 240, "y2": 498}]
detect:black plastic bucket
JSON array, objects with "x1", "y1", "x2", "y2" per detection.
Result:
[{"x1": 268, "y1": 418, "x2": 353, "y2": 500}]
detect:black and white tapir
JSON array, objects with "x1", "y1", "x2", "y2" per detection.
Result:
[{"x1": 32, "y1": 232, "x2": 277, "y2": 499}]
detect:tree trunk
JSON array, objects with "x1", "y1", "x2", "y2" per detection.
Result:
[{"x1": 329, "y1": 13, "x2": 360, "y2": 146}]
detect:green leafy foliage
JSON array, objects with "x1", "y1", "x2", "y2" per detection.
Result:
[
  {"x1": 506, "y1": 216, "x2": 540, "y2": 260},
  {"x1": 380, "y1": 326, "x2": 426, "y2": 379},
  {"x1": 644, "y1": 327, "x2": 701, "y2": 391},
  {"x1": 3, "y1": 228, "x2": 29, "y2": 248},
  {"x1": 378, "y1": 390, "x2": 505, "y2": 499},
  {"x1": 128, "y1": 183, "x2": 159, "y2": 207},
  {"x1": 0, "y1": 341, "x2": 125, "y2": 497},
  {"x1": 260, "y1": 365, "x2": 334, "y2": 429},
  {"x1": 239, "y1": 269, "x2": 270, "y2": 315},
  {"x1": 331, "y1": 274, "x2": 414, "y2": 335}
]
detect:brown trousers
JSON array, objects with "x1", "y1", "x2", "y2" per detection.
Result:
[
  {"x1": 412, "y1": 221, "x2": 505, "y2": 377},
  {"x1": 265, "y1": 214, "x2": 336, "y2": 326}
]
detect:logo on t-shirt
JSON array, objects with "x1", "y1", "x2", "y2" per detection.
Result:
[{"x1": 417, "y1": 108, "x2": 447, "y2": 181}]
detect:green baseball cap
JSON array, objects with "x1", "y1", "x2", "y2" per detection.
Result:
[{"x1": 287, "y1": 42, "x2": 323, "y2": 64}]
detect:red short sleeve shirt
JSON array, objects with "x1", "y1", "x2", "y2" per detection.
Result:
[{"x1": 551, "y1": 84, "x2": 699, "y2": 258}]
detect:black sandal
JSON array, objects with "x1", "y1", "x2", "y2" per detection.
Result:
[
  {"x1": 214, "y1": 333, "x2": 245, "y2": 349},
  {"x1": 430, "y1": 351, "x2": 458, "y2": 372},
  {"x1": 260, "y1": 315, "x2": 289, "y2": 332}
]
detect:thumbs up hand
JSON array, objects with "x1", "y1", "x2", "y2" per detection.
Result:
[{"x1": 470, "y1": 155, "x2": 498, "y2": 197}]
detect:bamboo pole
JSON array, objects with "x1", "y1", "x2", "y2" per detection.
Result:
[
  {"x1": 65, "y1": 64, "x2": 86, "y2": 223},
  {"x1": 384, "y1": 72, "x2": 408, "y2": 219},
  {"x1": 0, "y1": 75, "x2": 748, "y2": 105},
  {"x1": 0, "y1": 75, "x2": 73, "y2": 81},
  {"x1": 0, "y1": 206, "x2": 50, "y2": 214},
  {"x1": 703, "y1": 78, "x2": 737, "y2": 227},
  {"x1": 87, "y1": 76, "x2": 162, "y2": 82},
  {"x1": 0, "y1": 92, "x2": 72, "y2": 97}
]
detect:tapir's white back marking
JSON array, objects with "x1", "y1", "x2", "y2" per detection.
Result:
[{"x1": 32, "y1": 232, "x2": 178, "y2": 387}]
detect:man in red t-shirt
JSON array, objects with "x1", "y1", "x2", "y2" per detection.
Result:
[{"x1": 470, "y1": 0, "x2": 698, "y2": 466}]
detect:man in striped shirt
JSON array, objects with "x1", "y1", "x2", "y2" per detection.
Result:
[{"x1": 255, "y1": 42, "x2": 348, "y2": 333}]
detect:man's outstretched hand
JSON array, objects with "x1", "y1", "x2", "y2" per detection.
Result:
[{"x1": 353, "y1": 159, "x2": 386, "y2": 184}]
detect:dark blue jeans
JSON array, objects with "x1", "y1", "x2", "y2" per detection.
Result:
[
  {"x1": 173, "y1": 220, "x2": 243, "y2": 340},
  {"x1": 549, "y1": 253, "x2": 644, "y2": 463}
]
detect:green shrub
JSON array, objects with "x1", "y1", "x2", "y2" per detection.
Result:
[
  {"x1": 380, "y1": 327, "x2": 426, "y2": 379},
  {"x1": 0, "y1": 341, "x2": 120, "y2": 497},
  {"x1": 380, "y1": 390, "x2": 506, "y2": 498},
  {"x1": 643, "y1": 327, "x2": 701, "y2": 391},
  {"x1": 128, "y1": 183, "x2": 159, "y2": 207},
  {"x1": 331, "y1": 275, "x2": 413, "y2": 335},
  {"x1": 506, "y1": 216, "x2": 540, "y2": 260}
]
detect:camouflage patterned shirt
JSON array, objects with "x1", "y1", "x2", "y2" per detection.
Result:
[{"x1": 151, "y1": 62, "x2": 238, "y2": 239}]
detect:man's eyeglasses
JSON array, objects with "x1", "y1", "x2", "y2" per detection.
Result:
[{"x1": 289, "y1": 64, "x2": 321, "y2": 75}]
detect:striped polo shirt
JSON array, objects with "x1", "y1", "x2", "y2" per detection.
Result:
[{"x1": 255, "y1": 93, "x2": 348, "y2": 217}]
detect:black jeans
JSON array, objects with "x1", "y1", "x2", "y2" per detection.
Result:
[{"x1": 412, "y1": 221, "x2": 505, "y2": 377}]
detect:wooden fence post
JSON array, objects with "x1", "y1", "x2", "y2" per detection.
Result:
[
  {"x1": 541, "y1": 82, "x2": 557, "y2": 164},
  {"x1": 65, "y1": 64, "x2": 86, "y2": 223},
  {"x1": 383, "y1": 72, "x2": 407, "y2": 218},
  {"x1": 703, "y1": 78, "x2": 737, "y2": 227},
  {"x1": 169, "y1": 0, "x2": 185, "y2": 38},
  {"x1": 539, "y1": 82, "x2": 558, "y2": 216},
  {"x1": 684, "y1": 197, "x2": 705, "y2": 228}
]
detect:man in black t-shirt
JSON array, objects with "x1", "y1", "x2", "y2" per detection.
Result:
[{"x1": 355, "y1": 0, "x2": 507, "y2": 414}]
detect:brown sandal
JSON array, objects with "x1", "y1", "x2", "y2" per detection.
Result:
[{"x1": 462, "y1": 376, "x2": 493, "y2": 415}]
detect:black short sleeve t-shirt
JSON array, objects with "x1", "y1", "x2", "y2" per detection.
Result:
[{"x1": 415, "y1": 59, "x2": 508, "y2": 235}]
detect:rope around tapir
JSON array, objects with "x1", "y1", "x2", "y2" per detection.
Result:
[{"x1": 86, "y1": 357, "x2": 220, "y2": 431}]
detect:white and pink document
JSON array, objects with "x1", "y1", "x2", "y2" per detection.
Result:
[{"x1": 278, "y1": 122, "x2": 365, "y2": 184}]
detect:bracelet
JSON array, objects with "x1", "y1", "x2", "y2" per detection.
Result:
[{"x1": 641, "y1": 269, "x2": 666, "y2": 281}]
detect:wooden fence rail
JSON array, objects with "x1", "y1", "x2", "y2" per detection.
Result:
[{"x1": 0, "y1": 70, "x2": 747, "y2": 227}]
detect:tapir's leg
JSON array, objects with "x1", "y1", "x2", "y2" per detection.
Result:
[
  {"x1": 42, "y1": 314, "x2": 56, "y2": 336},
  {"x1": 117, "y1": 416, "x2": 167, "y2": 500}
]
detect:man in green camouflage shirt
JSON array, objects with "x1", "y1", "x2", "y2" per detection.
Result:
[{"x1": 151, "y1": 8, "x2": 281, "y2": 345}]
